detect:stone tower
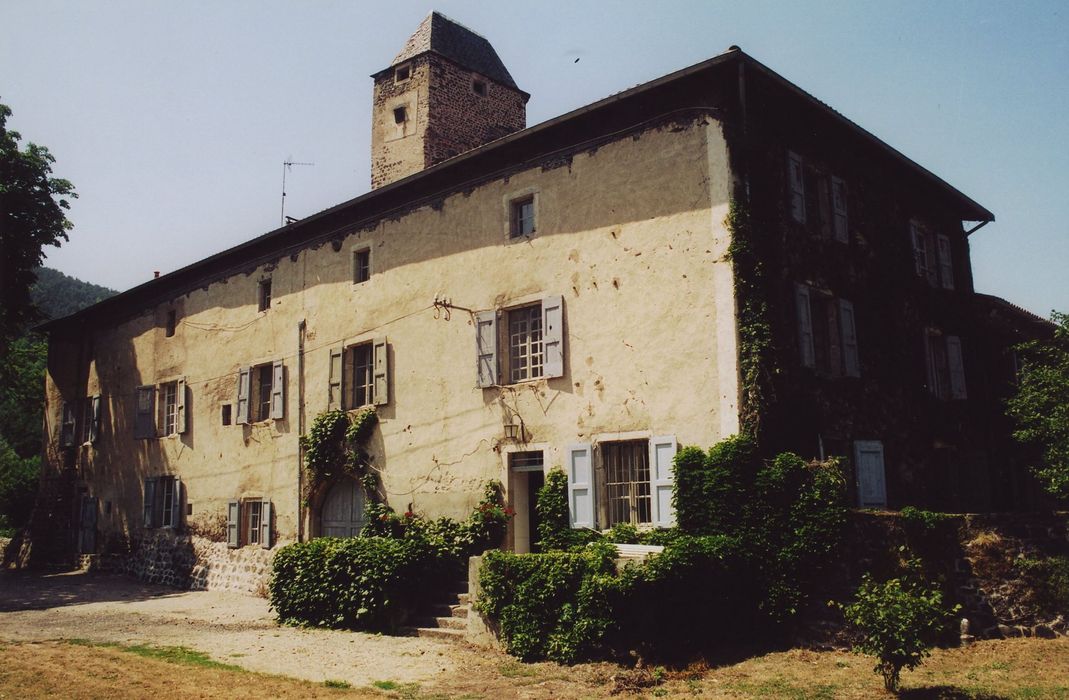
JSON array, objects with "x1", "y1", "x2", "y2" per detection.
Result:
[{"x1": 371, "y1": 12, "x2": 529, "y2": 189}]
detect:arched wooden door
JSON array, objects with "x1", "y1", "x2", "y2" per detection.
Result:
[{"x1": 320, "y1": 479, "x2": 366, "y2": 537}]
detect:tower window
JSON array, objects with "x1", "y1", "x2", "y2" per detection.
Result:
[
  {"x1": 395, "y1": 65, "x2": 410, "y2": 82},
  {"x1": 472, "y1": 79, "x2": 487, "y2": 97},
  {"x1": 393, "y1": 106, "x2": 407, "y2": 124}
]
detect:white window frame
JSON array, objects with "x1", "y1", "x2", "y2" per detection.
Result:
[
  {"x1": 476, "y1": 296, "x2": 563, "y2": 387},
  {"x1": 257, "y1": 278, "x2": 272, "y2": 312},
  {"x1": 503, "y1": 188, "x2": 540, "y2": 241},
  {"x1": 143, "y1": 475, "x2": 181, "y2": 530},
  {"x1": 352, "y1": 246, "x2": 372, "y2": 284}
]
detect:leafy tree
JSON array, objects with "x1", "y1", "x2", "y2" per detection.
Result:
[
  {"x1": 0, "y1": 436, "x2": 38, "y2": 533},
  {"x1": 1006, "y1": 311, "x2": 1069, "y2": 500},
  {"x1": 0, "y1": 102, "x2": 77, "y2": 348},
  {"x1": 31, "y1": 267, "x2": 116, "y2": 321}
]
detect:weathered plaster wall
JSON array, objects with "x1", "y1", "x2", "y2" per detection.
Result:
[{"x1": 43, "y1": 117, "x2": 737, "y2": 551}]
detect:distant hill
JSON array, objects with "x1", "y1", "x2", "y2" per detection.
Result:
[{"x1": 30, "y1": 267, "x2": 118, "y2": 321}]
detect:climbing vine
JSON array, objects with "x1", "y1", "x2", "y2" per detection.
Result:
[{"x1": 300, "y1": 407, "x2": 378, "y2": 503}]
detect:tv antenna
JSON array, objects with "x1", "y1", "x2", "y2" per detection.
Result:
[{"x1": 281, "y1": 159, "x2": 314, "y2": 226}]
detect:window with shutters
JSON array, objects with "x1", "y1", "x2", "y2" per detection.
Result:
[
  {"x1": 236, "y1": 361, "x2": 285, "y2": 423},
  {"x1": 143, "y1": 475, "x2": 181, "y2": 529},
  {"x1": 60, "y1": 401, "x2": 78, "y2": 447},
  {"x1": 328, "y1": 339, "x2": 389, "y2": 410},
  {"x1": 795, "y1": 284, "x2": 860, "y2": 377},
  {"x1": 924, "y1": 330, "x2": 967, "y2": 400},
  {"x1": 475, "y1": 296, "x2": 564, "y2": 387},
  {"x1": 910, "y1": 221, "x2": 955, "y2": 290},
  {"x1": 227, "y1": 498, "x2": 272, "y2": 548},
  {"x1": 786, "y1": 151, "x2": 848, "y2": 243},
  {"x1": 603, "y1": 440, "x2": 652, "y2": 527},
  {"x1": 81, "y1": 395, "x2": 102, "y2": 444}
]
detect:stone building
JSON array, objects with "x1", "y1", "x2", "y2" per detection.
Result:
[{"x1": 28, "y1": 13, "x2": 1046, "y2": 569}]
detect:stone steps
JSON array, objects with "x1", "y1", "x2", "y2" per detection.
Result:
[{"x1": 408, "y1": 581, "x2": 471, "y2": 642}]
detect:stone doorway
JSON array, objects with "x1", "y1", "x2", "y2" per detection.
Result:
[{"x1": 320, "y1": 478, "x2": 366, "y2": 538}]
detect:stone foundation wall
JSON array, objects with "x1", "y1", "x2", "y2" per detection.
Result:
[{"x1": 121, "y1": 530, "x2": 277, "y2": 596}]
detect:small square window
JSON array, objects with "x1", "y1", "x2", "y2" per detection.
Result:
[
  {"x1": 165, "y1": 309, "x2": 177, "y2": 337},
  {"x1": 258, "y1": 279, "x2": 272, "y2": 312},
  {"x1": 221, "y1": 404, "x2": 232, "y2": 426},
  {"x1": 395, "y1": 65, "x2": 410, "y2": 82},
  {"x1": 393, "y1": 106, "x2": 407, "y2": 124},
  {"x1": 510, "y1": 196, "x2": 535, "y2": 238},
  {"x1": 353, "y1": 249, "x2": 371, "y2": 284},
  {"x1": 472, "y1": 79, "x2": 487, "y2": 97}
]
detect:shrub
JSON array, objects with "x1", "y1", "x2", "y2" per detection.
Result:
[
  {"x1": 673, "y1": 435, "x2": 758, "y2": 535},
  {"x1": 1018, "y1": 554, "x2": 1069, "y2": 617},
  {"x1": 899, "y1": 506, "x2": 953, "y2": 533},
  {"x1": 536, "y1": 469, "x2": 601, "y2": 551},
  {"x1": 0, "y1": 440, "x2": 37, "y2": 530},
  {"x1": 841, "y1": 570, "x2": 958, "y2": 693}
]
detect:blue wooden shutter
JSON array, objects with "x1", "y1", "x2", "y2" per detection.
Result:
[
  {"x1": 176, "y1": 378, "x2": 187, "y2": 434},
  {"x1": 270, "y1": 360, "x2": 285, "y2": 420},
  {"x1": 373, "y1": 337, "x2": 389, "y2": 406},
  {"x1": 89, "y1": 395, "x2": 102, "y2": 444},
  {"x1": 649, "y1": 435, "x2": 677, "y2": 527},
  {"x1": 946, "y1": 336, "x2": 967, "y2": 400},
  {"x1": 260, "y1": 500, "x2": 272, "y2": 549},
  {"x1": 831, "y1": 176, "x2": 848, "y2": 243},
  {"x1": 236, "y1": 368, "x2": 251, "y2": 424},
  {"x1": 168, "y1": 477, "x2": 182, "y2": 530},
  {"x1": 567, "y1": 443, "x2": 594, "y2": 529},
  {"x1": 227, "y1": 500, "x2": 240, "y2": 548},
  {"x1": 839, "y1": 300, "x2": 860, "y2": 377},
  {"x1": 143, "y1": 478, "x2": 158, "y2": 528},
  {"x1": 541, "y1": 295, "x2": 564, "y2": 379},
  {"x1": 795, "y1": 285, "x2": 815, "y2": 368},
  {"x1": 328, "y1": 346, "x2": 343, "y2": 410},
  {"x1": 788, "y1": 151, "x2": 806, "y2": 223},
  {"x1": 475, "y1": 310, "x2": 498, "y2": 388},
  {"x1": 854, "y1": 441, "x2": 887, "y2": 508}
]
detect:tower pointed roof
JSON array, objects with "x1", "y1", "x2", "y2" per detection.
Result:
[{"x1": 391, "y1": 11, "x2": 520, "y2": 90}]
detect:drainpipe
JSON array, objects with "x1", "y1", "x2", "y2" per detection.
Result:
[{"x1": 297, "y1": 319, "x2": 306, "y2": 542}]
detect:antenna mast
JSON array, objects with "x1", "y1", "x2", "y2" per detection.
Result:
[{"x1": 281, "y1": 159, "x2": 315, "y2": 226}]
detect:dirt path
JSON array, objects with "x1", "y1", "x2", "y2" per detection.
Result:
[{"x1": 0, "y1": 569, "x2": 596, "y2": 696}]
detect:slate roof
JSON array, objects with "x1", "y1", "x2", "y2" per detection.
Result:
[{"x1": 390, "y1": 11, "x2": 520, "y2": 90}]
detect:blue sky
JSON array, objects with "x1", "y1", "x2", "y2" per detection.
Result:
[{"x1": 2, "y1": 0, "x2": 1066, "y2": 317}]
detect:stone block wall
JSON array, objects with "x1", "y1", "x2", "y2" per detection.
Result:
[{"x1": 120, "y1": 530, "x2": 276, "y2": 596}]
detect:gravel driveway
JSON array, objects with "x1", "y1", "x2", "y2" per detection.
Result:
[{"x1": 0, "y1": 569, "x2": 501, "y2": 690}]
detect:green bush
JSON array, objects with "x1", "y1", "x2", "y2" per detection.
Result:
[
  {"x1": 673, "y1": 435, "x2": 758, "y2": 535},
  {"x1": 0, "y1": 438, "x2": 38, "y2": 530},
  {"x1": 1018, "y1": 554, "x2": 1069, "y2": 617},
  {"x1": 899, "y1": 506, "x2": 953, "y2": 533},
  {"x1": 841, "y1": 570, "x2": 958, "y2": 693},
  {"x1": 536, "y1": 469, "x2": 601, "y2": 551}
]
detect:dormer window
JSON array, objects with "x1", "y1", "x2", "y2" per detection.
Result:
[
  {"x1": 393, "y1": 106, "x2": 407, "y2": 124},
  {"x1": 394, "y1": 65, "x2": 410, "y2": 82},
  {"x1": 472, "y1": 79, "x2": 487, "y2": 97}
]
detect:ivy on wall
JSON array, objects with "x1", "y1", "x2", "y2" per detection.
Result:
[{"x1": 300, "y1": 408, "x2": 378, "y2": 504}]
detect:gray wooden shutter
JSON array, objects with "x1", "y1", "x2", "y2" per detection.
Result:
[
  {"x1": 143, "y1": 478, "x2": 158, "y2": 528},
  {"x1": 831, "y1": 176, "x2": 848, "y2": 243},
  {"x1": 854, "y1": 440, "x2": 887, "y2": 508},
  {"x1": 260, "y1": 500, "x2": 272, "y2": 549},
  {"x1": 328, "y1": 346, "x2": 343, "y2": 411},
  {"x1": 795, "y1": 284, "x2": 815, "y2": 368},
  {"x1": 839, "y1": 300, "x2": 860, "y2": 378},
  {"x1": 936, "y1": 234, "x2": 955, "y2": 290},
  {"x1": 649, "y1": 435, "x2": 677, "y2": 527},
  {"x1": 946, "y1": 335, "x2": 967, "y2": 400},
  {"x1": 567, "y1": 443, "x2": 594, "y2": 529},
  {"x1": 227, "y1": 500, "x2": 240, "y2": 548},
  {"x1": 475, "y1": 310, "x2": 498, "y2": 388},
  {"x1": 168, "y1": 477, "x2": 182, "y2": 530},
  {"x1": 788, "y1": 151, "x2": 806, "y2": 223},
  {"x1": 270, "y1": 360, "x2": 285, "y2": 420},
  {"x1": 372, "y1": 337, "x2": 389, "y2": 406},
  {"x1": 135, "y1": 386, "x2": 156, "y2": 439},
  {"x1": 176, "y1": 378, "x2": 187, "y2": 434},
  {"x1": 236, "y1": 367, "x2": 251, "y2": 424},
  {"x1": 89, "y1": 395, "x2": 102, "y2": 444},
  {"x1": 924, "y1": 332, "x2": 939, "y2": 397},
  {"x1": 541, "y1": 295, "x2": 564, "y2": 379}
]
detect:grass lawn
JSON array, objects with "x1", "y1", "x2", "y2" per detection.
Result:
[{"x1": 0, "y1": 637, "x2": 1065, "y2": 699}]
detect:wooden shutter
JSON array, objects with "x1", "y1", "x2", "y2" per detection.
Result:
[
  {"x1": 227, "y1": 500, "x2": 240, "y2": 548},
  {"x1": 475, "y1": 310, "x2": 498, "y2": 388},
  {"x1": 946, "y1": 336, "x2": 967, "y2": 400},
  {"x1": 542, "y1": 295, "x2": 564, "y2": 379},
  {"x1": 816, "y1": 176, "x2": 832, "y2": 239},
  {"x1": 89, "y1": 395, "x2": 102, "y2": 444},
  {"x1": 788, "y1": 151, "x2": 806, "y2": 223},
  {"x1": 135, "y1": 386, "x2": 156, "y2": 439},
  {"x1": 328, "y1": 346, "x2": 343, "y2": 411},
  {"x1": 936, "y1": 234, "x2": 955, "y2": 290},
  {"x1": 372, "y1": 337, "x2": 389, "y2": 406},
  {"x1": 260, "y1": 500, "x2": 273, "y2": 549},
  {"x1": 175, "y1": 378, "x2": 187, "y2": 434},
  {"x1": 567, "y1": 443, "x2": 594, "y2": 529},
  {"x1": 831, "y1": 176, "x2": 848, "y2": 243},
  {"x1": 853, "y1": 441, "x2": 887, "y2": 508},
  {"x1": 270, "y1": 360, "x2": 285, "y2": 420},
  {"x1": 795, "y1": 284, "x2": 815, "y2": 368},
  {"x1": 168, "y1": 477, "x2": 182, "y2": 530},
  {"x1": 649, "y1": 436, "x2": 677, "y2": 527},
  {"x1": 143, "y1": 478, "x2": 158, "y2": 528},
  {"x1": 911, "y1": 224, "x2": 927, "y2": 278},
  {"x1": 923, "y1": 232, "x2": 938, "y2": 287},
  {"x1": 839, "y1": 300, "x2": 860, "y2": 377},
  {"x1": 236, "y1": 367, "x2": 251, "y2": 424},
  {"x1": 60, "y1": 402, "x2": 76, "y2": 446}
]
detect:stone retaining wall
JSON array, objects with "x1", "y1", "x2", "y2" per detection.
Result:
[{"x1": 120, "y1": 530, "x2": 277, "y2": 596}]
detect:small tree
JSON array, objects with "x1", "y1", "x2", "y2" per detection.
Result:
[
  {"x1": 841, "y1": 571, "x2": 956, "y2": 693},
  {"x1": 1007, "y1": 311, "x2": 1069, "y2": 500}
]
